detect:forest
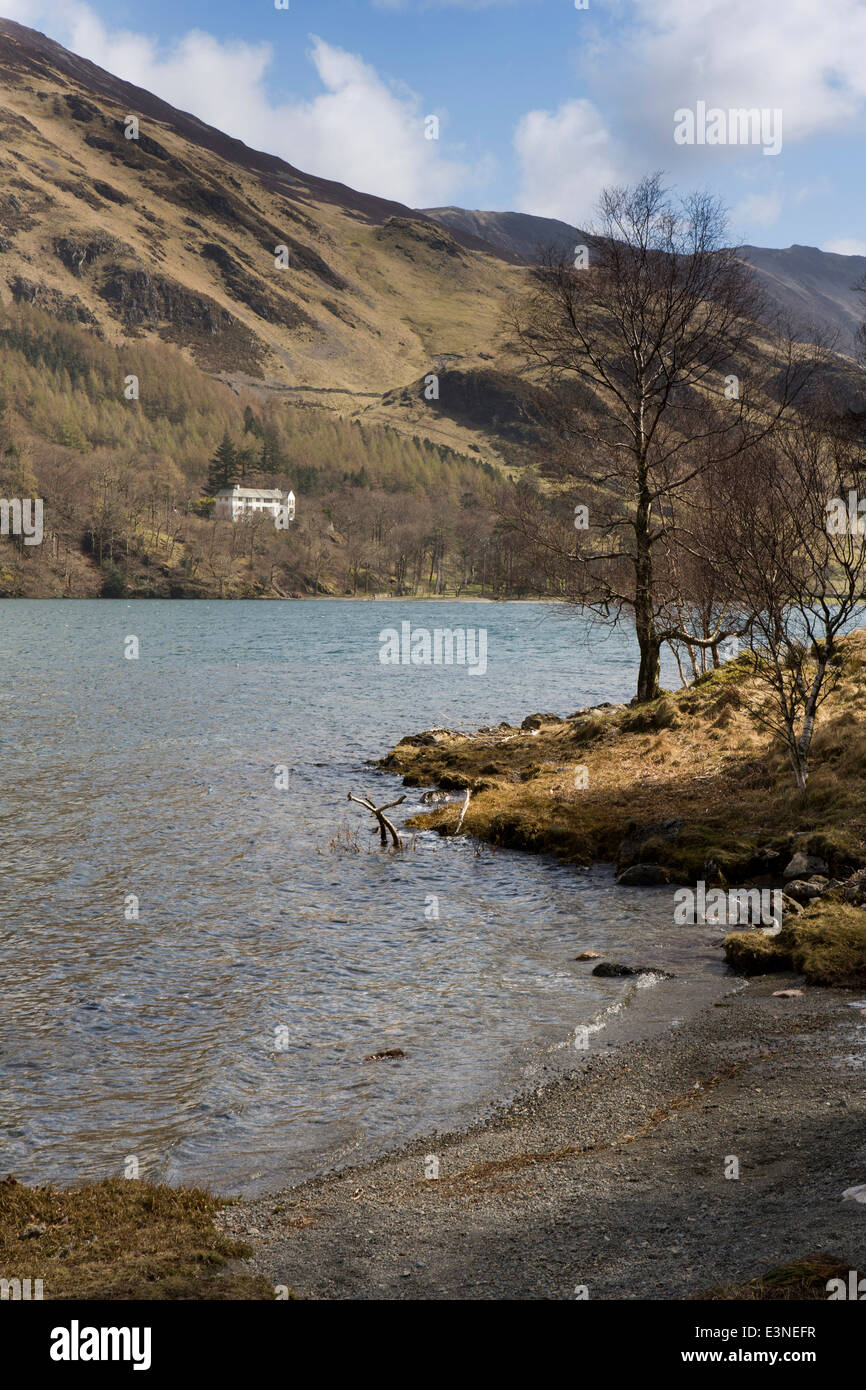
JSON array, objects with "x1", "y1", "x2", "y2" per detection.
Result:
[{"x1": 0, "y1": 302, "x2": 548, "y2": 599}]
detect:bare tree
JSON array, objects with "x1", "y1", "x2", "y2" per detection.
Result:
[
  {"x1": 509, "y1": 173, "x2": 810, "y2": 701},
  {"x1": 710, "y1": 405, "x2": 866, "y2": 788}
]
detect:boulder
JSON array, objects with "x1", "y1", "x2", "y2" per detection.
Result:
[
  {"x1": 784, "y1": 878, "x2": 825, "y2": 905},
  {"x1": 616, "y1": 863, "x2": 671, "y2": 886},
  {"x1": 420, "y1": 790, "x2": 449, "y2": 804},
  {"x1": 783, "y1": 851, "x2": 829, "y2": 880},
  {"x1": 574, "y1": 950, "x2": 601, "y2": 961}
]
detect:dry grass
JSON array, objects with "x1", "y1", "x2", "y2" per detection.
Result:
[
  {"x1": 0, "y1": 68, "x2": 524, "y2": 432},
  {"x1": 382, "y1": 632, "x2": 866, "y2": 985},
  {"x1": 699, "y1": 1253, "x2": 852, "y2": 1300},
  {"x1": 0, "y1": 1177, "x2": 274, "y2": 1300},
  {"x1": 382, "y1": 632, "x2": 866, "y2": 883},
  {"x1": 725, "y1": 902, "x2": 866, "y2": 986}
]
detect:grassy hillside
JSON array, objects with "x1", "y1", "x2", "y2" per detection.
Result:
[{"x1": 0, "y1": 19, "x2": 524, "y2": 415}]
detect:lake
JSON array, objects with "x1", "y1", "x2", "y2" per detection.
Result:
[{"x1": 0, "y1": 599, "x2": 720, "y2": 1194}]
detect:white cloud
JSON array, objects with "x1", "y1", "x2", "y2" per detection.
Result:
[
  {"x1": 4, "y1": 1, "x2": 477, "y2": 208},
  {"x1": 822, "y1": 238, "x2": 866, "y2": 257},
  {"x1": 731, "y1": 191, "x2": 783, "y2": 230},
  {"x1": 513, "y1": 99, "x2": 631, "y2": 226},
  {"x1": 587, "y1": 0, "x2": 866, "y2": 151}
]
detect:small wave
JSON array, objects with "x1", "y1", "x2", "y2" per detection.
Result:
[{"x1": 555, "y1": 970, "x2": 670, "y2": 1053}]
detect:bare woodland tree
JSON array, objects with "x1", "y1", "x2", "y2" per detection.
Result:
[
  {"x1": 710, "y1": 406, "x2": 866, "y2": 788},
  {"x1": 509, "y1": 173, "x2": 813, "y2": 701}
]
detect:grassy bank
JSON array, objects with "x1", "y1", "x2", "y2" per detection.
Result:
[
  {"x1": 379, "y1": 629, "x2": 866, "y2": 986},
  {"x1": 0, "y1": 1177, "x2": 274, "y2": 1299}
]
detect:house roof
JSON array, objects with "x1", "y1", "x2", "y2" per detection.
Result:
[{"x1": 215, "y1": 486, "x2": 284, "y2": 498}]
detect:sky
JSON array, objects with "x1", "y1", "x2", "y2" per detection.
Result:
[{"x1": 3, "y1": 0, "x2": 866, "y2": 253}]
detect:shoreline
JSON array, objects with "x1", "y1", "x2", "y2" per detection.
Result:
[
  {"x1": 223, "y1": 970, "x2": 866, "y2": 1299},
  {"x1": 219, "y1": 661, "x2": 866, "y2": 1298},
  {"x1": 5, "y1": 650, "x2": 866, "y2": 1299}
]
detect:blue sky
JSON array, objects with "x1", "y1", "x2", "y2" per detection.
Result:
[{"x1": 5, "y1": 0, "x2": 866, "y2": 252}]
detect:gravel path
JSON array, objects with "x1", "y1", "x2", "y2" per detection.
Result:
[{"x1": 219, "y1": 976, "x2": 866, "y2": 1299}]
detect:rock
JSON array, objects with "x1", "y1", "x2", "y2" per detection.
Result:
[
  {"x1": 772, "y1": 989, "x2": 803, "y2": 998},
  {"x1": 8, "y1": 275, "x2": 99, "y2": 326},
  {"x1": 592, "y1": 962, "x2": 673, "y2": 978},
  {"x1": 841, "y1": 868, "x2": 866, "y2": 906},
  {"x1": 364, "y1": 1048, "x2": 406, "y2": 1062},
  {"x1": 780, "y1": 893, "x2": 804, "y2": 916},
  {"x1": 784, "y1": 878, "x2": 825, "y2": 905},
  {"x1": 842, "y1": 1185, "x2": 866, "y2": 1203},
  {"x1": 20, "y1": 1223, "x2": 45, "y2": 1239},
  {"x1": 396, "y1": 728, "x2": 452, "y2": 748},
  {"x1": 615, "y1": 863, "x2": 671, "y2": 886},
  {"x1": 521, "y1": 712, "x2": 562, "y2": 730},
  {"x1": 420, "y1": 790, "x2": 449, "y2": 804},
  {"x1": 574, "y1": 950, "x2": 601, "y2": 960},
  {"x1": 783, "y1": 852, "x2": 829, "y2": 880}
]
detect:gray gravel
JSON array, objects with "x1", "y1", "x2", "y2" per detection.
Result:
[{"x1": 218, "y1": 975, "x2": 866, "y2": 1299}]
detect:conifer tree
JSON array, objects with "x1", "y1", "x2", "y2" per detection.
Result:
[{"x1": 208, "y1": 431, "x2": 238, "y2": 493}]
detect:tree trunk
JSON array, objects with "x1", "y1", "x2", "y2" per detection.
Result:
[
  {"x1": 633, "y1": 510, "x2": 660, "y2": 702},
  {"x1": 636, "y1": 628, "x2": 661, "y2": 703}
]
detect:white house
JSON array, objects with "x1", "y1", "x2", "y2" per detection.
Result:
[{"x1": 214, "y1": 485, "x2": 295, "y2": 523}]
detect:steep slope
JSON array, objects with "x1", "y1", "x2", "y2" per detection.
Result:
[
  {"x1": 425, "y1": 208, "x2": 866, "y2": 357},
  {"x1": 738, "y1": 243, "x2": 866, "y2": 358},
  {"x1": 0, "y1": 17, "x2": 523, "y2": 410}
]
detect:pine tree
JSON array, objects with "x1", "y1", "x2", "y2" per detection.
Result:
[
  {"x1": 260, "y1": 427, "x2": 284, "y2": 476},
  {"x1": 207, "y1": 432, "x2": 238, "y2": 493},
  {"x1": 243, "y1": 405, "x2": 263, "y2": 438}
]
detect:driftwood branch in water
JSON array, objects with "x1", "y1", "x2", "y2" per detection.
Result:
[
  {"x1": 454, "y1": 788, "x2": 472, "y2": 835},
  {"x1": 347, "y1": 792, "x2": 406, "y2": 848}
]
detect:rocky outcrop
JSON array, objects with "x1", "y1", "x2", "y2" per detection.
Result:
[
  {"x1": 199, "y1": 241, "x2": 314, "y2": 329},
  {"x1": 53, "y1": 232, "x2": 129, "y2": 276},
  {"x1": 7, "y1": 275, "x2": 97, "y2": 324}
]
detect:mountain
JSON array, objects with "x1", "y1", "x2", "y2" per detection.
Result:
[
  {"x1": 737, "y1": 243, "x2": 866, "y2": 357},
  {"x1": 424, "y1": 208, "x2": 584, "y2": 264},
  {"x1": 0, "y1": 17, "x2": 523, "y2": 429},
  {"x1": 0, "y1": 17, "x2": 864, "y2": 603},
  {"x1": 425, "y1": 209, "x2": 866, "y2": 358}
]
